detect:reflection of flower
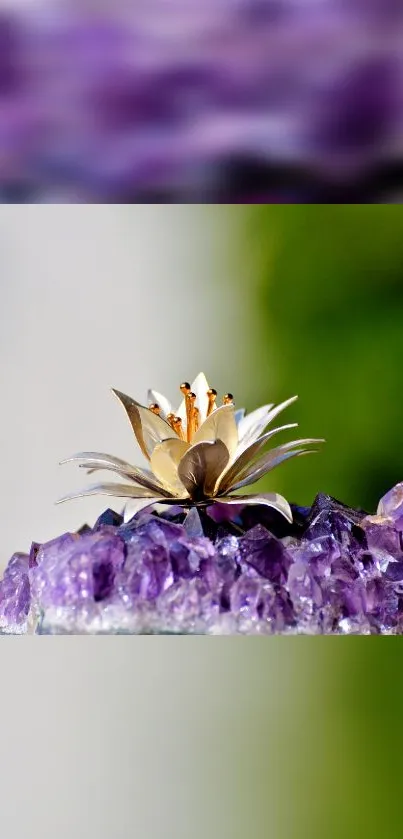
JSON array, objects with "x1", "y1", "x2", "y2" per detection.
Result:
[{"x1": 60, "y1": 372, "x2": 322, "y2": 521}]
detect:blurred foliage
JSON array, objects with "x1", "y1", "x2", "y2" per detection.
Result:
[{"x1": 248, "y1": 205, "x2": 403, "y2": 511}]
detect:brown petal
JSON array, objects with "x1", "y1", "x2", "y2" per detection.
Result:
[
  {"x1": 112, "y1": 389, "x2": 177, "y2": 460},
  {"x1": 177, "y1": 439, "x2": 230, "y2": 500},
  {"x1": 192, "y1": 404, "x2": 238, "y2": 458},
  {"x1": 150, "y1": 439, "x2": 190, "y2": 496},
  {"x1": 214, "y1": 493, "x2": 293, "y2": 522}
]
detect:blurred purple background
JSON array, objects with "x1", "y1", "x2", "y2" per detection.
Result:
[{"x1": 0, "y1": 0, "x2": 402, "y2": 202}]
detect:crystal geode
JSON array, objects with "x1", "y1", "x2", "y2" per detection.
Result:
[{"x1": 2, "y1": 484, "x2": 403, "y2": 635}]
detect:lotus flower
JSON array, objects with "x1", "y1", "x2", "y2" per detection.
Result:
[{"x1": 60, "y1": 372, "x2": 323, "y2": 521}]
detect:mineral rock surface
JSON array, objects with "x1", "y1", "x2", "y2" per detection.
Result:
[{"x1": 2, "y1": 487, "x2": 403, "y2": 634}]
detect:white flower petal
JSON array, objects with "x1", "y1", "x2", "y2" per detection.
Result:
[
  {"x1": 234, "y1": 422, "x2": 298, "y2": 461},
  {"x1": 236, "y1": 403, "x2": 274, "y2": 446},
  {"x1": 61, "y1": 451, "x2": 168, "y2": 494},
  {"x1": 190, "y1": 372, "x2": 211, "y2": 424},
  {"x1": 57, "y1": 482, "x2": 163, "y2": 503},
  {"x1": 237, "y1": 396, "x2": 298, "y2": 448},
  {"x1": 264, "y1": 396, "x2": 299, "y2": 429},
  {"x1": 214, "y1": 493, "x2": 293, "y2": 523},
  {"x1": 236, "y1": 436, "x2": 323, "y2": 483},
  {"x1": 176, "y1": 372, "x2": 215, "y2": 430},
  {"x1": 147, "y1": 389, "x2": 172, "y2": 420},
  {"x1": 176, "y1": 372, "x2": 211, "y2": 427},
  {"x1": 217, "y1": 423, "x2": 298, "y2": 492},
  {"x1": 228, "y1": 448, "x2": 318, "y2": 492},
  {"x1": 234, "y1": 408, "x2": 246, "y2": 426}
]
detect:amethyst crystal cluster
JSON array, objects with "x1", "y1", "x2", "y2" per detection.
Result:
[{"x1": 2, "y1": 484, "x2": 403, "y2": 634}]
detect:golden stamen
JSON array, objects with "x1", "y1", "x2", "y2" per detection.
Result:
[
  {"x1": 186, "y1": 392, "x2": 196, "y2": 442},
  {"x1": 207, "y1": 388, "x2": 217, "y2": 417},
  {"x1": 223, "y1": 393, "x2": 234, "y2": 405},
  {"x1": 193, "y1": 406, "x2": 200, "y2": 434},
  {"x1": 166, "y1": 412, "x2": 176, "y2": 430},
  {"x1": 172, "y1": 416, "x2": 185, "y2": 441},
  {"x1": 149, "y1": 403, "x2": 161, "y2": 415},
  {"x1": 180, "y1": 383, "x2": 192, "y2": 441}
]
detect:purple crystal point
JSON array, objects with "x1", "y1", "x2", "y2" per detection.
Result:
[
  {"x1": 0, "y1": 552, "x2": 31, "y2": 632},
  {"x1": 377, "y1": 484, "x2": 403, "y2": 531},
  {"x1": 239, "y1": 525, "x2": 291, "y2": 584},
  {"x1": 304, "y1": 494, "x2": 367, "y2": 552},
  {"x1": 95, "y1": 508, "x2": 124, "y2": 529}
]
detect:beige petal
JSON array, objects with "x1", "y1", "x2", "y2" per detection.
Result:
[
  {"x1": 217, "y1": 423, "x2": 298, "y2": 492},
  {"x1": 228, "y1": 448, "x2": 318, "y2": 493},
  {"x1": 112, "y1": 388, "x2": 177, "y2": 460},
  {"x1": 150, "y1": 439, "x2": 190, "y2": 496},
  {"x1": 192, "y1": 404, "x2": 238, "y2": 458},
  {"x1": 57, "y1": 482, "x2": 165, "y2": 504},
  {"x1": 214, "y1": 493, "x2": 293, "y2": 523},
  {"x1": 177, "y1": 439, "x2": 230, "y2": 500},
  {"x1": 61, "y1": 451, "x2": 169, "y2": 495}
]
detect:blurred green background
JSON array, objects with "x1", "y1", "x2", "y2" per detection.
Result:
[
  {"x1": 236, "y1": 207, "x2": 403, "y2": 839},
  {"x1": 244, "y1": 205, "x2": 403, "y2": 512}
]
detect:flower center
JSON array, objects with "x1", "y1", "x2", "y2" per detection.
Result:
[{"x1": 148, "y1": 382, "x2": 234, "y2": 443}]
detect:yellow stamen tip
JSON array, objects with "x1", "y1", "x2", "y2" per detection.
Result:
[
  {"x1": 207, "y1": 388, "x2": 217, "y2": 416},
  {"x1": 172, "y1": 416, "x2": 185, "y2": 440}
]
